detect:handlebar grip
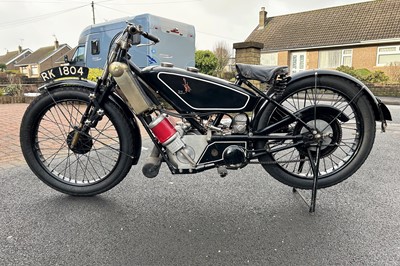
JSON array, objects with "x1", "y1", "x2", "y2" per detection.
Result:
[
  {"x1": 142, "y1": 31, "x2": 160, "y2": 43},
  {"x1": 127, "y1": 25, "x2": 140, "y2": 35}
]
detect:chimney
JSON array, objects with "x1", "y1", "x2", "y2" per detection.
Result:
[
  {"x1": 259, "y1": 7, "x2": 267, "y2": 30},
  {"x1": 18, "y1": 45, "x2": 22, "y2": 54},
  {"x1": 54, "y1": 40, "x2": 59, "y2": 50}
]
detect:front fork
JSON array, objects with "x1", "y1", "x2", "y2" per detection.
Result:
[{"x1": 70, "y1": 80, "x2": 111, "y2": 149}]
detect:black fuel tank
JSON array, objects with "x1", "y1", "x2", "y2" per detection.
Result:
[{"x1": 141, "y1": 66, "x2": 259, "y2": 113}]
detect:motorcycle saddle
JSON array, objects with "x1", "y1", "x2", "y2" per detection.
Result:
[{"x1": 236, "y1": 63, "x2": 288, "y2": 83}]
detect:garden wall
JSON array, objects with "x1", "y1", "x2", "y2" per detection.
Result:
[{"x1": 368, "y1": 84, "x2": 400, "y2": 97}]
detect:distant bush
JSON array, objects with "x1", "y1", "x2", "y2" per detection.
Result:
[
  {"x1": 0, "y1": 74, "x2": 23, "y2": 96},
  {"x1": 366, "y1": 70, "x2": 389, "y2": 84},
  {"x1": 3, "y1": 84, "x2": 21, "y2": 96},
  {"x1": 385, "y1": 62, "x2": 400, "y2": 83},
  {"x1": 195, "y1": 50, "x2": 218, "y2": 75},
  {"x1": 336, "y1": 66, "x2": 389, "y2": 84},
  {"x1": 5, "y1": 70, "x2": 20, "y2": 74}
]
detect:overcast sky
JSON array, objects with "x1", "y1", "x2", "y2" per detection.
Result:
[{"x1": 0, "y1": 0, "x2": 372, "y2": 55}]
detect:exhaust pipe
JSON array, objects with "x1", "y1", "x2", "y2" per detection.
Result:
[
  {"x1": 142, "y1": 145, "x2": 162, "y2": 178},
  {"x1": 109, "y1": 62, "x2": 154, "y2": 114}
]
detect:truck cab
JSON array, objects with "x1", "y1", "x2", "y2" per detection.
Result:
[{"x1": 69, "y1": 13, "x2": 195, "y2": 69}]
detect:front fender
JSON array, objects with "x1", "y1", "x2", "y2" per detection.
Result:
[
  {"x1": 38, "y1": 78, "x2": 98, "y2": 92},
  {"x1": 38, "y1": 79, "x2": 142, "y2": 165},
  {"x1": 289, "y1": 69, "x2": 392, "y2": 122}
]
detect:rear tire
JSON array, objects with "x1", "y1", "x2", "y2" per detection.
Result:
[
  {"x1": 256, "y1": 76, "x2": 376, "y2": 189},
  {"x1": 20, "y1": 87, "x2": 136, "y2": 196}
]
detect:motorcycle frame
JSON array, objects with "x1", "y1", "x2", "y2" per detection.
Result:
[{"x1": 75, "y1": 26, "x2": 379, "y2": 177}]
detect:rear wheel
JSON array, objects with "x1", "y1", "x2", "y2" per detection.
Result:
[
  {"x1": 20, "y1": 87, "x2": 136, "y2": 196},
  {"x1": 256, "y1": 76, "x2": 376, "y2": 189}
]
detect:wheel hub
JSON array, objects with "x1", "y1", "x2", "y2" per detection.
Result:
[
  {"x1": 294, "y1": 114, "x2": 342, "y2": 158},
  {"x1": 66, "y1": 129, "x2": 93, "y2": 155}
]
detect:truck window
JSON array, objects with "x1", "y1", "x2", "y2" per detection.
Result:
[
  {"x1": 71, "y1": 46, "x2": 85, "y2": 62},
  {"x1": 91, "y1": 40, "x2": 100, "y2": 55}
]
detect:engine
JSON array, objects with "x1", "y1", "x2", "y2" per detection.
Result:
[{"x1": 146, "y1": 113, "x2": 249, "y2": 175}]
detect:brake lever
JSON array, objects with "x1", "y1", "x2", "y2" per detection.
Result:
[{"x1": 136, "y1": 42, "x2": 156, "y2": 47}]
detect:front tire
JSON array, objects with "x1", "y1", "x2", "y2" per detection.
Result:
[
  {"x1": 20, "y1": 87, "x2": 136, "y2": 196},
  {"x1": 256, "y1": 76, "x2": 376, "y2": 189}
]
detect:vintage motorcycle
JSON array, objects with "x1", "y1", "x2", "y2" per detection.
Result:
[{"x1": 20, "y1": 23, "x2": 392, "y2": 206}]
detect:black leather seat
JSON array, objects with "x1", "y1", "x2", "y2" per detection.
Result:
[{"x1": 236, "y1": 63, "x2": 289, "y2": 83}]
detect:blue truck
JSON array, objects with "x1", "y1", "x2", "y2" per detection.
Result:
[{"x1": 69, "y1": 13, "x2": 196, "y2": 69}]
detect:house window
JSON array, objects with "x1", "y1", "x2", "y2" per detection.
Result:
[
  {"x1": 21, "y1": 67, "x2": 29, "y2": 75},
  {"x1": 261, "y1": 52, "x2": 278, "y2": 66},
  {"x1": 31, "y1": 65, "x2": 39, "y2": 76},
  {"x1": 377, "y1": 46, "x2": 400, "y2": 66},
  {"x1": 318, "y1": 49, "x2": 352, "y2": 69}
]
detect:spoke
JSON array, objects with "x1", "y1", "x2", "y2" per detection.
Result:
[
  {"x1": 37, "y1": 130, "x2": 66, "y2": 145},
  {"x1": 87, "y1": 148, "x2": 107, "y2": 177},
  {"x1": 275, "y1": 148, "x2": 297, "y2": 168},
  {"x1": 297, "y1": 154, "x2": 306, "y2": 173},
  {"x1": 46, "y1": 108, "x2": 70, "y2": 140},
  {"x1": 48, "y1": 150, "x2": 74, "y2": 175},
  {"x1": 92, "y1": 143, "x2": 117, "y2": 172}
]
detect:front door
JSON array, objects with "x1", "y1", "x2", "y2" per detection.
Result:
[{"x1": 291, "y1": 52, "x2": 306, "y2": 74}]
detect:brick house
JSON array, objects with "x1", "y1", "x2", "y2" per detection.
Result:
[
  {"x1": 234, "y1": 0, "x2": 400, "y2": 78},
  {"x1": 15, "y1": 41, "x2": 71, "y2": 78},
  {"x1": 0, "y1": 46, "x2": 32, "y2": 71}
]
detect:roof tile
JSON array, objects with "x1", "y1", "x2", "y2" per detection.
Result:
[
  {"x1": 16, "y1": 46, "x2": 57, "y2": 65},
  {"x1": 246, "y1": 0, "x2": 400, "y2": 51}
]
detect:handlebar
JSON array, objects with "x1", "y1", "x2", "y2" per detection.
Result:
[
  {"x1": 102, "y1": 23, "x2": 159, "y2": 83},
  {"x1": 127, "y1": 24, "x2": 160, "y2": 44},
  {"x1": 142, "y1": 31, "x2": 160, "y2": 43}
]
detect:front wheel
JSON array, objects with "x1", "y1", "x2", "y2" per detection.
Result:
[
  {"x1": 256, "y1": 76, "x2": 376, "y2": 189},
  {"x1": 20, "y1": 87, "x2": 136, "y2": 196}
]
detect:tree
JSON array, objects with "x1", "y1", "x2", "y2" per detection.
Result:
[
  {"x1": 213, "y1": 41, "x2": 231, "y2": 78},
  {"x1": 195, "y1": 50, "x2": 218, "y2": 75},
  {"x1": 0, "y1": 63, "x2": 6, "y2": 72}
]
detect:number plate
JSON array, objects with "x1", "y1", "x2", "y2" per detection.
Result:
[{"x1": 40, "y1": 66, "x2": 89, "y2": 81}]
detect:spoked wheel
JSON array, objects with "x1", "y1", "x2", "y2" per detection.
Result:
[
  {"x1": 256, "y1": 76, "x2": 376, "y2": 189},
  {"x1": 20, "y1": 87, "x2": 136, "y2": 196}
]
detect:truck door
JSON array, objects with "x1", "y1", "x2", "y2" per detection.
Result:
[{"x1": 86, "y1": 33, "x2": 104, "y2": 68}]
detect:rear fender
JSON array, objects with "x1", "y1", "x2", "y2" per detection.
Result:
[
  {"x1": 38, "y1": 79, "x2": 142, "y2": 164},
  {"x1": 289, "y1": 70, "x2": 392, "y2": 122}
]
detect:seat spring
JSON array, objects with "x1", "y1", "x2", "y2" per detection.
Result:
[{"x1": 273, "y1": 74, "x2": 289, "y2": 97}]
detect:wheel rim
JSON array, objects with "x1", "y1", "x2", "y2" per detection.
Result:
[
  {"x1": 266, "y1": 87, "x2": 362, "y2": 179},
  {"x1": 34, "y1": 99, "x2": 122, "y2": 185}
]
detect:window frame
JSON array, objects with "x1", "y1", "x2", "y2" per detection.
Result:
[
  {"x1": 318, "y1": 49, "x2": 353, "y2": 69},
  {"x1": 376, "y1": 45, "x2": 400, "y2": 66}
]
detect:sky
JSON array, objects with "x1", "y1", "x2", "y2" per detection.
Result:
[{"x1": 0, "y1": 0, "x2": 372, "y2": 55}]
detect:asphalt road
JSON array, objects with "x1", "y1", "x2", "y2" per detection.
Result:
[{"x1": 1, "y1": 106, "x2": 399, "y2": 266}]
